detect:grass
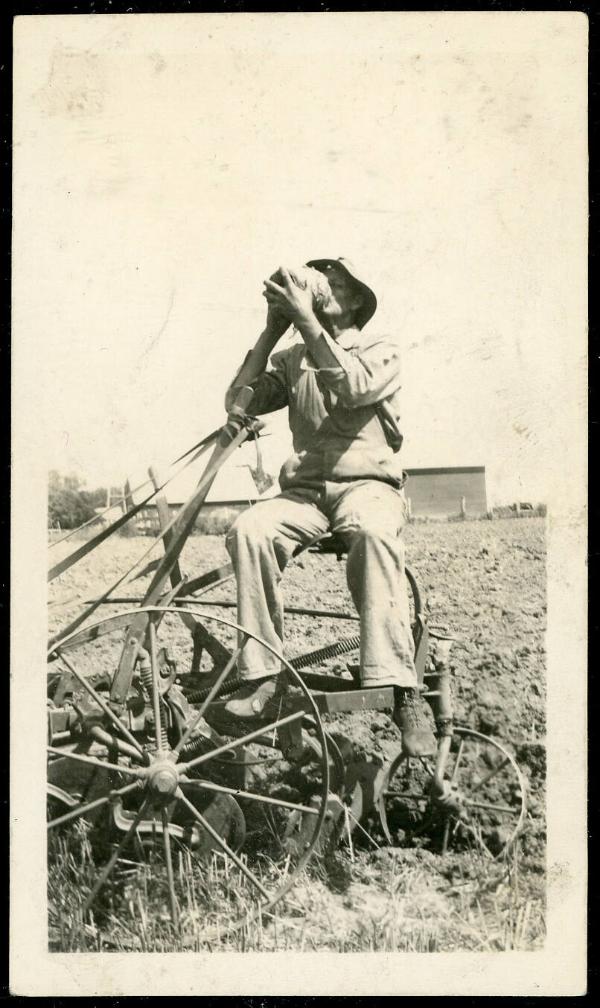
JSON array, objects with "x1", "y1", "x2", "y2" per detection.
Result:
[{"x1": 48, "y1": 820, "x2": 545, "y2": 953}]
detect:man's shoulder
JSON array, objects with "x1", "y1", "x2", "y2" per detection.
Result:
[{"x1": 351, "y1": 330, "x2": 401, "y2": 355}]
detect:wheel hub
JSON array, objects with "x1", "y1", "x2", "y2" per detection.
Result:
[
  {"x1": 146, "y1": 758, "x2": 179, "y2": 799},
  {"x1": 432, "y1": 780, "x2": 463, "y2": 815}
]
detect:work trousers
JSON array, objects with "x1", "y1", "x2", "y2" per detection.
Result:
[{"x1": 225, "y1": 478, "x2": 417, "y2": 688}]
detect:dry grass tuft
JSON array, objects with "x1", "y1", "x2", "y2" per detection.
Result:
[{"x1": 48, "y1": 822, "x2": 544, "y2": 953}]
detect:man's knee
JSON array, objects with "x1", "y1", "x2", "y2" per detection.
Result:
[
  {"x1": 226, "y1": 510, "x2": 297, "y2": 581},
  {"x1": 346, "y1": 525, "x2": 390, "y2": 548},
  {"x1": 345, "y1": 525, "x2": 404, "y2": 563},
  {"x1": 225, "y1": 507, "x2": 275, "y2": 556}
]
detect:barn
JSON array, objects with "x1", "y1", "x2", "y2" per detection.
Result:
[{"x1": 404, "y1": 466, "x2": 487, "y2": 518}]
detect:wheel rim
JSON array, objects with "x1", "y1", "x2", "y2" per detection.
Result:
[
  {"x1": 47, "y1": 606, "x2": 330, "y2": 945},
  {"x1": 382, "y1": 726, "x2": 527, "y2": 859}
]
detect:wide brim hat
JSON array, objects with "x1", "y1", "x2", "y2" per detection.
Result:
[{"x1": 305, "y1": 257, "x2": 377, "y2": 329}]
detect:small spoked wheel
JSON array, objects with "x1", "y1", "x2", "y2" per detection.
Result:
[
  {"x1": 47, "y1": 607, "x2": 330, "y2": 947},
  {"x1": 381, "y1": 726, "x2": 527, "y2": 860}
]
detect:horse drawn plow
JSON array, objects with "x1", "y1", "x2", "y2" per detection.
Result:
[{"x1": 47, "y1": 398, "x2": 527, "y2": 947}]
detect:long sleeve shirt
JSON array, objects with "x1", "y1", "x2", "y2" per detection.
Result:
[{"x1": 226, "y1": 327, "x2": 405, "y2": 490}]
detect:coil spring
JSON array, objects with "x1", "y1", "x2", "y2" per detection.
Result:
[
  {"x1": 184, "y1": 635, "x2": 361, "y2": 705},
  {"x1": 178, "y1": 733, "x2": 211, "y2": 763},
  {"x1": 178, "y1": 733, "x2": 246, "y2": 771},
  {"x1": 140, "y1": 662, "x2": 169, "y2": 749},
  {"x1": 185, "y1": 672, "x2": 247, "y2": 705},
  {"x1": 289, "y1": 634, "x2": 361, "y2": 671}
]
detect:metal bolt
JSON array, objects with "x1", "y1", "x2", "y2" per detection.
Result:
[{"x1": 153, "y1": 770, "x2": 175, "y2": 794}]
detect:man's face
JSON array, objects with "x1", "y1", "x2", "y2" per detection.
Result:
[{"x1": 316, "y1": 266, "x2": 363, "y2": 326}]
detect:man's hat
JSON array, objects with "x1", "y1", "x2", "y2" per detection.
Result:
[{"x1": 306, "y1": 257, "x2": 377, "y2": 329}]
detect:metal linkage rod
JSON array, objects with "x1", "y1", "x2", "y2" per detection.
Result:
[
  {"x1": 48, "y1": 430, "x2": 219, "y2": 582},
  {"x1": 110, "y1": 421, "x2": 256, "y2": 703},
  {"x1": 48, "y1": 442, "x2": 219, "y2": 649}
]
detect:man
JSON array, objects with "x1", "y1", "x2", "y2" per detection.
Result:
[{"x1": 213, "y1": 258, "x2": 435, "y2": 756}]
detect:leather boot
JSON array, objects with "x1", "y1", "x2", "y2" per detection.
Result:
[
  {"x1": 204, "y1": 677, "x2": 281, "y2": 736},
  {"x1": 392, "y1": 687, "x2": 437, "y2": 756}
]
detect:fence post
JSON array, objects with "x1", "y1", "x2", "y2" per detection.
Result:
[
  {"x1": 124, "y1": 479, "x2": 134, "y2": 515},
  {"x1": 460, "y1": 496, "x2": 467, "y2": 518},
  {"x1": 406, "y1": 497, "x2": 412, "y2": 521}
]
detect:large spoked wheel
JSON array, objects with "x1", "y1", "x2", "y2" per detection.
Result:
[
  {"x1": 47, "y1": 607, "x2": 330, "y2": 946},
  {"x1": 381, "y1": 726, "x2": 527, "y2": 860}
]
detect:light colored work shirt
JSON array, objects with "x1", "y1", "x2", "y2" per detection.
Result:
[{"x1": 227, "y1": 327, "x2": 405, "y2": 490}]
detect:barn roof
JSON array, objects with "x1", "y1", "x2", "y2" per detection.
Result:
[{"x1": 405, "y1": 466, "x2": 485, "y2": 476}]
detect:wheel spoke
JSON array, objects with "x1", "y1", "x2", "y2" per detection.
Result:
[
  {"x1": 176, "y1": 789, "x2": 270, "y2": 900},
  {"x1": 55, "y1": 650, "x2": 146, "y2": 760},
  {"x1": 450, "y1": 736, "x2": 466, "y2": 784},
  {"x1": 441, "y1": 817, "x2": 451, "y2": 855},
  {"x1": 180, "y1": 776, "x2": 319, "y2": 816},
  {"x1": 384, "y1": 789, "x2": 427, "y2": 801},
  {"x1": 179, "y1": 709, "x2": 305, "y2": 775},
  {"x1": 172, "y1": 636, "x2": 248, "y2": 758},
  {"x1": 470, "y1": 757, "x2": 510, "y2": 795},
  {"x1": 79, "y1": 799, "x2": 150, "y2": 919},
  {"x1": 47, "y1": 746, "x2": 143, "y2": 779},
  {"x1": 162, "y1": 807, "x2": 179, "y2": 927},
  {"x1": 463, "y1": 799, "x2": 520, "y2": 815},
  {"x1": 458, "y1": 819, "x2": 494, "y2": 859},
  {"x1": 47, "y1": 781, "x2": 139, "y2": 830}
]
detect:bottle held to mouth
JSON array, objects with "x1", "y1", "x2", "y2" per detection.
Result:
[{"x1": 269, "y1": 265, "x2": 333, "y2": 312}]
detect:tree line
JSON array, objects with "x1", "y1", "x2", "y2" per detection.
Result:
[{"x1": 48, "y1": 471, "x2": 122, "y2": 529}]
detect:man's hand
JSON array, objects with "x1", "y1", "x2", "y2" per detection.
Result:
[
  {"x1": 263, "y1": 266, "x2": 317, "y2": 330},
  {"x1": 265, "y1": 302, "x2": 292, "y2": 340}
]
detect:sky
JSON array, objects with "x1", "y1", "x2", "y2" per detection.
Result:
[{"x1": 13, "y1": 12, "x2": 587, "y2": 506}]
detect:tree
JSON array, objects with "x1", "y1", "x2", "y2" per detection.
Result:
[{"x1": 48, "y1": 472, "x2": 105, "y2": 529}]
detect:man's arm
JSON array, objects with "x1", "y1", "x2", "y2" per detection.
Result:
[
  {"x1": 225, "y1": 308, "x2": 291, "y2": 415},
  {"x1": 263, "y1": 268, "x2": 401, "y2": 407},
  {"x1": 299, "y1": 330, "x2": 402, "y2": 407}
]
